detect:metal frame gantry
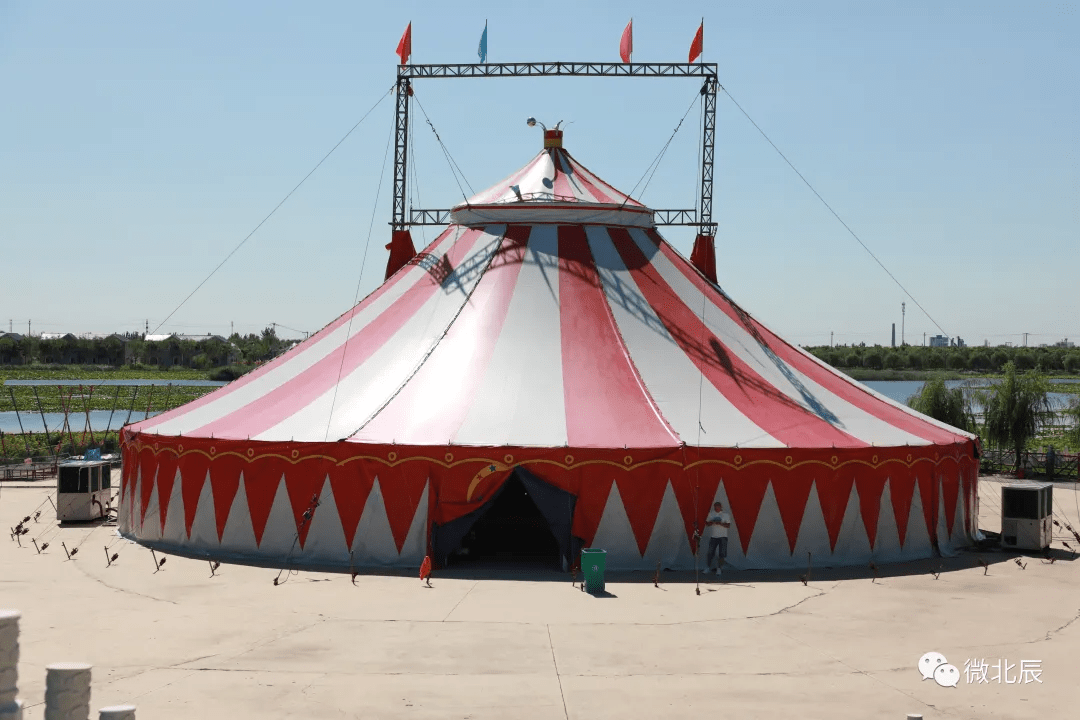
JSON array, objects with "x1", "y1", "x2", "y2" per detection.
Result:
[{"x1": 391, "y1": 62, "x2": 719, "y2": 238}]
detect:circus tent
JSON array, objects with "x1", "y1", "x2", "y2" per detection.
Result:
[{"x1": 118, "y1": 129, "x2": 979, "y2": 572}]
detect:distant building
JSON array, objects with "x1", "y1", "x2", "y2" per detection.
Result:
[
  {"x1": 929, "y1": 335, "x2": 949, "y2": 348},
  {"x1": 1055, "y1": 339, "x2": 1075, "y2": 348}
]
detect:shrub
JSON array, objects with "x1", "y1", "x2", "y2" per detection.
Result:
[
  {"x1": 983, "y1": 362, "x2": 1053, "y2": 471},
  {"x1": 907, "y1": 375, "x2": 975, "y2": 432}
]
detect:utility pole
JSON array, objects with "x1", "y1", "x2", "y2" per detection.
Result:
[
  {"x1": 830, "y1": 331, "x2": 833, "y2": 347},
  {"x1": 923, "y1": 332, "x2": 926, "y2": 346},
  {"x1": 901, "y1": 302, "x2": 906, "y2": 346}
]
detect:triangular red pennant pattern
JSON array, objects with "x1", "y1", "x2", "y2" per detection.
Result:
[
  {"x1": 179, "y1": 452, "x2": 212, "y2": 539},
  {"x1": 723, "y1": 470, "x2": 770, "y2": 556},
  {"x1": 327, "y1": 461, "x2": 376, "y2": 550},
  {"x1": 854, "y1": 473, "x2": 888, "y2": 550},
  {"x1": 615, "y1": 473, "x2": 670, "y2": 556},
  {"x1": 245, "y1": 456, "x2": 292, "y2": 548},
  {"x1": 207, "y1": 454, "x2": 246, "y2": 542},
  {"x1": 570, "y1": 473, "x2": 614, "y2": 547},
  {"x1": 816, "y1": 470, "x2": 856, "y2": 552},
  {"x1": 671, "y1": 472, "x2": 721, "y2": 550},
  {"x1": 377, "y1": 465, "x2": 430, "y2": 553},
  {"x1": 283, "y1": 465, "x2": 330, "y2": 549},
  {"x1": 138, "y1": 447, "x2": 158, "y2": 524},
  {"x1": 887, "y1": 469, "x2": 916, "y2": 548},
  {"x1": 771, "y1": 474, "x2": 815, "y2": 554},
  {"x1": 941, "y1": 471, "x2": 959, "y2": 538},
  {"x1": 155, "y1": 450, "x2": 180, "y2": 532},
  {"x1": 915, "y1": 472, "x2": 937, "y2": 547}
]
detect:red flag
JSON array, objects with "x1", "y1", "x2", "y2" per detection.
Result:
[
  {"x1": 419, "y1": 554, "x2": 431, "y2": 581},
  {"x1": 619, "y1": 19, "x2": 633, "y2": 63},
  {"x1": 396, "y1": 22, "x2": 412, "y2": 65},
  {"x1": 689, "y1": 21, "x2": 703, "y2": 63}
]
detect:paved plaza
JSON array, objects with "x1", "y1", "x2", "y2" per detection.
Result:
[{"x1": 1, "y1": 475, "x2": 1077, "y2": 719}]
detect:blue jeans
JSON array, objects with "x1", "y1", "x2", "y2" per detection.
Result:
[{"x1": 706, "y1": 536, "x2": 728, "y2": 568}]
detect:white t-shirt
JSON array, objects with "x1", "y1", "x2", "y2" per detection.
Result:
[{"x1": 706, "y1": 510, "x2": 731, "y2": 539}]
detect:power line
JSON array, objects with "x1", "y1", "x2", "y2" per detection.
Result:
[
  {"x1": 151, "y1": 85, "x2": 394, "y2": 335},
  {"x1": 718, "y1": 84, "x2": 950, "y2": 338}
]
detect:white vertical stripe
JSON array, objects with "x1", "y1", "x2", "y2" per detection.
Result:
[
  {"x1": 141, "y1": 227, "x2": 465, "y2": 436},
  {"x1": 588, "y1": 226, "x2": 783, "y2": 448},
  {"x1": 259, "y1": 229, "x2": 505, "y2": 441},
  {"x1": 454, "y1": 225, "x2": 568, "y2": 446},
  {"x1": 632, "y1": 228, "x2": 931, "y2": 448}
]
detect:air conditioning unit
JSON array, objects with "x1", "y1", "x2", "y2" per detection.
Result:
[
  {"x1": 1000, "y1": 482, "x2": 1052, "y2": 550},
  {"x1": 56, "y1": 460, "x2": 112, "y2": 523}
]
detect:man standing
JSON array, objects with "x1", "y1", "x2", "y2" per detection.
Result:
[{"x1": 704, "y1": 501, "x2": 732, "y2": 576}]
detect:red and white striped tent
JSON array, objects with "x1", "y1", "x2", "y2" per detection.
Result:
[{"x1": 118, "y1": 130, "x2": 979, "y2": 571}]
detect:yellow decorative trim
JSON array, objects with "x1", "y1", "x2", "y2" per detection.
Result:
[{"x1": 123, "y1": 438, "x2": 971, "y2": 476}]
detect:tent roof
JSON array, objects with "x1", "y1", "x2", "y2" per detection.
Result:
[
  {"x1": 451, "y1": 147, "x2": 652, "y2": 228},
  {"x1": 131, "y1": 148, "x2": 973, "y2": 451}
]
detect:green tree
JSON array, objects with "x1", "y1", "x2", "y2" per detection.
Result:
[
  {"x1": 969, "y1": 350, "x2": 992, "y2": 371},
  {"x1": 946, "y1": 352, "x2": 969, "y2": 371},
  {"x1": 1013, "y1": 351, "x2": 1035, "y2": 371},
  {"x1": 1064, "y1": 352, "x2": 1080, "y2": 374},
  {"x1": 883, "y1": 351, "x2": 907, "y2": 370},
  {"x1": 982, "y1": 362, "x2": 1053, "y2": 472},
  {"x1": 1065, "y1": 399, "x2": 1080, "y2": 448},
  {"x1": 990, "y1": 350, "x2": 1009, "y2": 371},
  {"x1": 907, "y1": 375, "x2": 975, "y2": 432},
  {"x1": 862, "y1": 348, "x2": 884, "y2": 370}
]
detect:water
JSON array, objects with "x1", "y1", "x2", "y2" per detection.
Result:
[
  {"x1": 861, "y1": 379, "x2": 1074, "y2": 415},
  {"x1": 0, "y1": 410, "x2": 163, "y2": 434}
]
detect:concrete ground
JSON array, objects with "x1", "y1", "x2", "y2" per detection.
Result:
[{"x1": 1, "y1": 474, "x2": 1078, "y2": 720}]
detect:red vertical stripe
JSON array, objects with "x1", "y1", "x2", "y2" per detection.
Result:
[
  {"x1": 611, "y1": 228, "x2": 861, "y2": 448},
  {"x1": 855, "y1": 474, "x2": 888, "y2": 550},
  {"x1": 136, "y1": 226, "x2": 462, "y2": 433},
  {"x1": 191, "y1": 228, "x2": 488, "y2": 439},
  {"x1": 772, "y1": 475, "x2": 814, "y2": 553},
  {"x1": 558, "y1": 226, "x2": 678, "y2": 448},
  {"x1": 359, "y1": 226, "x2": 532, "y2": 443},
  {"x1": 549, "y1": 151, "x2": 576, "y2": 200},
  {"x1": 652, "y1": 233, "x2": 966, "y2": 447}
]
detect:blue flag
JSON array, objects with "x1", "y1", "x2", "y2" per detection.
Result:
[{"x1": 478, "y1": 21, "x2": 488, "y2": 63}]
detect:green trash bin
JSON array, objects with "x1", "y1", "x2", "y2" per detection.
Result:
[{"x1": 581, "y1": 548, "x2": 607, "y2": 594}]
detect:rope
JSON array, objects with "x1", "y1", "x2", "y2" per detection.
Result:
[
  {"x1": 623, "y1": 91, "x2": 700, "y2": 204},
  {"x1": 718, "y1": 83, "x2": 949, "y2": 337},
  {"x1": 323, "y1": 106, "x2": 396, "y2": 441},
  {"x1": 151, "y1": 85, "x2": 394, "y2": 335},
  {"x1": 413, "y1": 94, "x2": 475, "y2": 200}
]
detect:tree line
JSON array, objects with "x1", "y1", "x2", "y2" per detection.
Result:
[
  {"x1": 806, "y1": 343, "x2": 1080, "y2": 374},
  {"x1": 0, "y1": 327, "x2": 294, "y2": 369}
]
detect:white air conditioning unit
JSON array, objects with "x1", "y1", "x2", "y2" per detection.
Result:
[
  {"x1": 56, "y1": 461, "x2": 112, "y2": 523},
  {"x1": 1000, "y1": 482, "x2": 1052, "y2": 551}
]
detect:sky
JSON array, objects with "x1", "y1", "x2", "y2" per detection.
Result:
[{"x1": 1, "y1": 1, "x2": 1077, "y2": 348}]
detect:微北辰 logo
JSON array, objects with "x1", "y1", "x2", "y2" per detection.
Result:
[{"x1": 919, "y1": 651, "x2": 960, "y2": 688}]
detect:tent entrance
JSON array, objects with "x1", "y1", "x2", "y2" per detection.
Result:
[{"x1": 435, "y1": 468, "x2": 579, "y2": 571}]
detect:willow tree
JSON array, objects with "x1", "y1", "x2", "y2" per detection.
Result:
[
  {"x1": 982, "y1": 362, "x2": 1053, "y2": 472},
  {"x1": 907, "y1": 375, "x2": 975, "y2": 433}
]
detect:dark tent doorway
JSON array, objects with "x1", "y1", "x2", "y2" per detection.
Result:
[{"x1": 434, "y1": 467, "x2": 581, "y2": 571}]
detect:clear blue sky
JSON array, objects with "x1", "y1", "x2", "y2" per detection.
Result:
[{"x1": 2, "y1": 1, "x2": 1076, "y2": 348}]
